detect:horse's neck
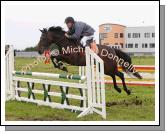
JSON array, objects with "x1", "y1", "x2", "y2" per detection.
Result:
[
  {"x1": 56, "y1": 38, "x2": 81, "y2": 53},
  {"x1": 59, "y1": 44, "x2": 85, "y2": 56}
]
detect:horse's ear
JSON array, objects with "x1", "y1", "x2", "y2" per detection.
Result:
[
  {"x1": 39, "y1": 29, "x2": 43, "y2": 33},
  {"x1": 43, "y1": 28, "x2": 47, "y2": 33}
]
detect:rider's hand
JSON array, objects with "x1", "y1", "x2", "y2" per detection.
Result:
[{"x1": 65, "y1": 33, "x2": 69, "y2": 38}]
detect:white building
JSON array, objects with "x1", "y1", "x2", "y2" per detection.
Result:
[{"x1": 124, "y1": 26, "x2": 155, "y2": 56}]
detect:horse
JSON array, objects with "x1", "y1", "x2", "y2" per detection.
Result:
[{"x1": 36, "y1": 26, "x2": 142, "y2": 95}]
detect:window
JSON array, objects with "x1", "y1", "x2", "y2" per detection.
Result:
[
  {"x1": 142, "y1": 43, "x2": 144, "y2": 48},
  {"x1": 149, "y1": 43, "x2": 155, "y2": 48},
  {"x1": 120, "y1": 33, "x2": 124, "y2": 38},
  {"x1": 99, "y1": 34, "x2": 102, "y2": 40},
  {"x1": 132, "y1": 33, "x2": 135, "y2": 38},
  {"x1": 99, "y1": 33, "x2": 107, "y2": 40},
  {"x1": 120, "y1": 43, "x2": 123, "y2": 48},
  {"x1": 103, "y1": 33, "x2": 107, "y2": 38},
  {"x1": 103, "y1": 25, "x2": 111, "y2": 33},
  {"x1": 114, "y1": 33, "x2": 118, "y2": 38},
  {"x1": 152, "y1": 33, "x2": 155, "y2": 37},
  {"x1": 115, "y1": 43, "x2": 118, "y2": 45},
  {"x1": 128, "y1": 33, "x2": 131, "y2": 38},
  {"x1": 132, "y1": 33, "x2": 140, "y2": 38},
  {"x1": 139, "y1": 33, "x2": 140, "y2": 38},
  {"x1": 135, "y1": 43, "x2": 138, "y2": 48},
  {"x1": 142, "y1": 43, "x2": 148, "y2": 48},
  {"x1": 144, "y1": 33, "x2": 150, "y2": 38},
  {"x1": 128, "y1": 43, "x2": 133, "y2": 48},
  {"x1": 125, "y1": 44, "x2": 127, "y2": 48}
]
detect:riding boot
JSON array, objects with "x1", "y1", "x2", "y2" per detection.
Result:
[{"x1": 90, "y1": 41, "x2": 99, "y2": 54}]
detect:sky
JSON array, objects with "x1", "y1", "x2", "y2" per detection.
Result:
[{"x1": 5, "y1": 2, "x2": 157, "y2": 50}]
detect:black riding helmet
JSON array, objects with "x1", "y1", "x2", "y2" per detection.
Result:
[{"x1": 65, "y1": 17, "x2": 75, "y2": 24}]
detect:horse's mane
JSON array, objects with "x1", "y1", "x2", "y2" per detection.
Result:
[
  {"x1": 48, "y1": 26, "x2": 79, "y2": 45},
  {"x1": 48, "y1": 26, "x2": 65, "y2": 33}
]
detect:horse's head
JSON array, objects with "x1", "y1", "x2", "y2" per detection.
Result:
[
  {"x1": 37, "y1": 26, "x2": 66, "y2": 54},
  {"x1": 37, "y1": 28, "x2": 51, "y2": 54}
]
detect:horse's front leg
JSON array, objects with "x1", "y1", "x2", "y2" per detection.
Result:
[{"x1": 50, "y1": 55, "x2": 68, "y2": 72}]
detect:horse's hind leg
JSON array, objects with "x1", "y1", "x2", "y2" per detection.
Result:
[
  {"x1": 110, "y1": 74, "x2": 122, "y2": 93},
  {"x1": 115, "y1": 71, "x2": 131, "y2": 95}
]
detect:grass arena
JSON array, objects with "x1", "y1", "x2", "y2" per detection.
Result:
[{"x1": 5, "y1": 47, "x2": 155, "y2": 121}]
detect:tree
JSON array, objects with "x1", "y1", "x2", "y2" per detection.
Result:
[{"x1": 24, "y1": 46, "x2": 37, "y2": 51}]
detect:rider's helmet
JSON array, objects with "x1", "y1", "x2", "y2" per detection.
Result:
[{"x1": 65, "y1": 17, "x2": 75, "y2": 24}]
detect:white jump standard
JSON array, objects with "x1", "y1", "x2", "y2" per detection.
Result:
[{"x1": 5, "y1": 45, "x2": 106, "y2": 119}]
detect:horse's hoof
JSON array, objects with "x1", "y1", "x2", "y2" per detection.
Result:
[
  {"x1": 115, "y1": 87, "x2": 121, "y2": 93},
  {"x1": 126, "y1": 89, "x2": 131, "y2": 95},
  {"x1": 62, "y1": 67, "x2": 68, "y2": 72}
]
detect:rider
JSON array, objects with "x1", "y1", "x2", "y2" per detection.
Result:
[{"x1": 64, "y1": 16, "x2": 98, "y2": 53}]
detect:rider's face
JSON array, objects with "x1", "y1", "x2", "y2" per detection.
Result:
[{"x1": 67, "y1": 22, "x2": 73, "y2": 29}]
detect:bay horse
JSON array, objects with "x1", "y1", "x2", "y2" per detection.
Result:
[{"x1": 37, "y1": 26, "x2": 142, "y2": 95}]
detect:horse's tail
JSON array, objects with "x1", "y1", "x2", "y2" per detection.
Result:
[{"x1": 114, "y1": 48, "x2": 142, "y2": 79}]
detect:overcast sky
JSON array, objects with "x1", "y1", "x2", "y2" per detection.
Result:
[{"x1": 5, "y1": 3, "x2": 157, "y2": 50}]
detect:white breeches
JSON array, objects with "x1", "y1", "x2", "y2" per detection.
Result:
[{"x1": 80, "y1": 35, "x2": 94, "y2": 47}]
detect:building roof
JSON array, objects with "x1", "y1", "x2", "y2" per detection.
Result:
[{"x1": 99, "y1": 23, "x2": 126, "y2": 27}]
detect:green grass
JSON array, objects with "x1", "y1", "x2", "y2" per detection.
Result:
[
  {"x1": 131, "y1": 56, "x2": 154, "y2": 65},
  {"x1": 15, "y1": 57, "x2": 79, "y2": 74},
  {"x1": 6, "y1": 85, "x2": 155, "y2": 121},
  {"x1": 5, "y1": 57, "x2": 155, "y2": 121}
]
